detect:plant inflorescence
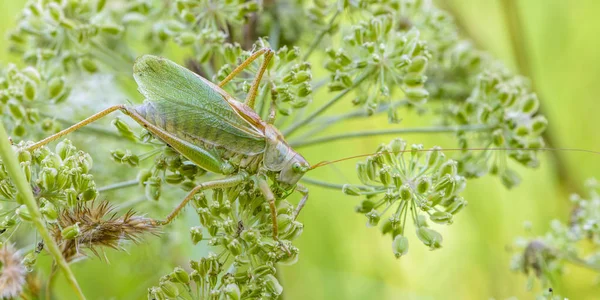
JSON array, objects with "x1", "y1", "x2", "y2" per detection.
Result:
[{"x1": 0, "y1": 0, "x2": 589, "y2": 299}]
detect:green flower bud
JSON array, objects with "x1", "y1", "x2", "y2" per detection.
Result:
[
  {"x1": 392, "y1": 173, "x2": 403, "y2": 187},
  {"x1": 416, "y1": 177, "x2": 431, "y2": 194},
  {"x1": 148, "y1": 287, "x2": 166, "y2": 300},
  {"x1": 531, "y1": 116, "x2": 548, "y2": 135},
  {"x1": 227, "y1": 239, "x2": 242, "y2": 256},
  {"x1": 22, "y1": 67, "x2": 40, "y2": 83},
  {"x1": 224, "y1": 283, "x2": 241, "y2": 300},
  {"x1": 355, "y1": 200, "x2": 375, "y2": 213},
  {"x1": 407, "y1": 56, "x2": 428, "y2": 74},
  {"x1": 264, "y1": 274, "x2": 283, "y2": 296},
  {"x1": 366, "y1": 209, "x2": 380, "y2": 227},
  {"x1": 171, "y1": 267, "x2": 190, "y2": 284},
  {"x1": 79, "y1": 58, "x2": 99, "y2": 73},
  {"x1": 514, "y1": 125, "x2": 529, "y2": 136},
  {"x1": 389, "y1": 138, "x2": 406, "y2": 155},
  {"x1": 15, "y1": 148, "x2": 30, "y2": 163},
  {"x1": 399, "y1": 184, "x2": 412, "y2": 201},
  {"x1": 12, "y1": 123, "x2": 26, "y2": 137},
  {"x1": 48, "y1": 3, "x2": 64, "y2": 22},
  {"x1": 20, "y1": 161, "x2": 32, "y2": 183},
  {"x1": 520, "y1": 94, "x2": 539, "y2": 115},
  {"x1": 190, "y1": 226, "x2": 203, "y2": 245},
  {"x1": 342, "y1": 184, "x2": 362, "y2": 196},
  {"x1": 501, "y1": 169, "x2": 521, "y2": 189},
  {"x1": 66, "y1": 188, "x2": 78, "y2": 207},
  {"x1": 438, "y1": 160, "x2": 457, "y2": 177},
  {"x1": 81, "y1": 188, "x2": 98, "y2": 202},
  {"x1": 425, "y1": 147, "x2": 441, "y2": 168},
  {"x1": 416, "y1": 227, "x2": 442, "y2": 250},
  {"x1": 392, "y1": 235, "x2": 409, "y2": 258},
  {"x1": 55, "y1": 140, "x2": 74, "y2": 160},
  {"x1": 145, "y1": 177, "x2": 161, "y2": 201},
  {"x1": 16, "y1": 205, "x2": 32, "y2": 221},
  {"x1": 492, "y1": 129, "x2": 505, "y2": 146},
  {"x1": 40, "y1": 200, "x2": 58, "y2": 222},
  {"x1": 8, "y1": 100, "x2": 25, "y2": 120},
  {"x1": 100, "y1": 24, "x2": 123, "y2": 35},
  {"x1": 159, "y1": 281, "x2": 179, "y2": 298},
  {"x1": 406, "y1": 87, "x2": 429, "y2": 103},
  {"x1": 177, "y1": 32, "x2": 196, "y2": 45},
  {"x1": 379, "y1": 166, "x2": 392, "y2": 186},
  {"x1": 137, "y1": 169, "x2": 152, "y2": 186},
  {"x1": 41, "y1": 167, "x2": 58, "y2": 190},
  {"x1": 48, "y1": 77, "x2": 66, "y2": 99},
  {"x1": 96, "y1": 0, "x2": 107, "y2": 12},
  {"x1": 430, "y1": 211, "x2": 453, "y2": 225},
  {"x1": 445, "y1": 197, "x2": 467, "y2": 215},
  {"x1": 61, "y1": 223, "x2": 81, "y2": 240}
]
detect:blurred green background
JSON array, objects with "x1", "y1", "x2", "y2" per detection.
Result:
[{"x1": 2, "y1": 0, "x2": 600, "y2": 299}]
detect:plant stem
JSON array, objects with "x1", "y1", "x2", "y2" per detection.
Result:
[
  {"x1": 283, "y1": 69, "x2": 376, "y2": 136},
  {"x1": 97, "y1": 179, "x2": 139, "y2": 193},
  {"x1": 564, "y1": 253, "x2": 600, "y2": 272},
  {"x1": 292, "y1": 100, "x2": 410, "y2": 142},
  {"x1": 290, "y1": 124, "x2": 493, "y2": 148},
  {"x1": 300, "y1": 177, "x2": 345, "y2": 190},
  {"x1": 0, "y1": 123, "x2": 86, "y2": 299},
  {"x1": 302, "y1": 10, "x2": 341, "y2": 61}
]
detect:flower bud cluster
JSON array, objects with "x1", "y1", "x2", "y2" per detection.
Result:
[
  {"x1": 0, "y1": 64, "x2": 67, "y2": 139},
  {"x1": 344, "y1": 138, "x2": 467, "y2": 257},
  {"x1": 8, "y1": 0, "x2": 140, "y2": 71},
  {"x1": 150, "y1": 0, "x2": 260, "y2": 53},
  {"x1": 0, "y1": 140, "x2": 97, "y2": 232},
  {"x1": 325, "y1": 14, "x2": 431, "y2": 119},
  {"x1": 510, "y1": 178, "x2": 600, "y2": 294},
  {"x1": 149, "y1": 178, "x2": 302, "y2": 299},
  {"x1": 450, "y1": 69, "x2": 547, "y2": 188},
  {"x1": 215, "y1": 40, "x2": 313, "y2": 117}
]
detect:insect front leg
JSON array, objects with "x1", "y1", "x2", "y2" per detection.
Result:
[
  {"x1": 159, "y1": 173, "x2": 247, "y2": 225},
  {"x1": 217, "y1": 47, "x2": 274, "y2": 110},
  {"x1": 293, "y1": 183, "x2": 309, "y2": 221}
]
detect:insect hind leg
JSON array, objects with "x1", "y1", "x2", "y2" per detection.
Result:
[{"x1": 27, "y1": 104, "x2": 126, "y2": 151}]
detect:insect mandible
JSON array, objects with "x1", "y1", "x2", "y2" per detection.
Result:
[{"x1": 26, "y1": 48, "x2": 310, "y2": 243}]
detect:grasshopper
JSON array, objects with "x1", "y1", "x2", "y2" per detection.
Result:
[{"x1": 26, "y1": 48, "x2": 310, "y2": 242}]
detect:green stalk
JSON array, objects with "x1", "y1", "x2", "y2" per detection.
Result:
[
  {"x1": 283, "y1": 68, "x2": 376, "y2": 136},
  {"x1": 97, "y1": 179, "x2": 139, "y2": 193},
  {"x1": 290, "y1": 124, "x2": 493, "y2": 148},
  {"x1": 0, "y1": 123, "x2": 86, "y2": 299},
  {"x1": 302, "y1": 10, "x2": 341, "y2": 61}
]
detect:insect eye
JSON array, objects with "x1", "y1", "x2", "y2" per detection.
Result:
[{"x1": 292, "y1": 162, "x2": 303, "y2": 173}]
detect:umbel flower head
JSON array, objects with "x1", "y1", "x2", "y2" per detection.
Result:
[
  {"x1": 344, "y1": 138, "x2": 467, "y2": 257},
  {"x1": 50, "y1": 201, "x2": 159, "y2": 262},
  {"x1": 148, "y1": 178, "x2": 303, "y2": 299},
  {"x1": 510, "y1": 178, "x2": 600, "y2": 292},
  {"x1": 0, "y1": 243, "x2": 26, "y2": 299}
]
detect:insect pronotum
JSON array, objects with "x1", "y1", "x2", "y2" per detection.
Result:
[{"x1": 26, "y1": 48, "x2": 311, "y2": 243}]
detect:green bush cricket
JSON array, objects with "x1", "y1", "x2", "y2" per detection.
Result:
[{"x1": 26, "y1": 48, "x2": 311, "y2": 244}]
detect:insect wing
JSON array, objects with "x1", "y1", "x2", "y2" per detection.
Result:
[{"x1": 132, "y1": 55, "x2": 266, "y2": 156}]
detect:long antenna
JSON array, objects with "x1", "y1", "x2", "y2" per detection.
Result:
[{"x1": 309, "y1": 147, "x2": 600, "y2": 170}]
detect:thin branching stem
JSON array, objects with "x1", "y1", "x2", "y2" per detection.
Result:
[
  {"x1": 0, "y1": 123, "x2": 86, "y2": 299},
  {"x1": 302, "y1": 10, "x2": 341, "y2": 61},
  {"x1": 290, "y1": 124, "x2": 493, "y2": 148},
  {"x1": 97, "y1": 179, "x2": 139, "y2": 193},
  {"x1": 283, "y1": 68, "x2": 376, "y2": 136}
]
